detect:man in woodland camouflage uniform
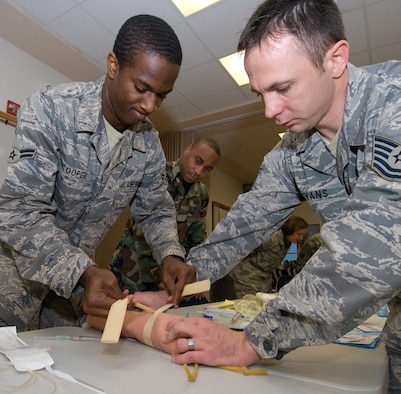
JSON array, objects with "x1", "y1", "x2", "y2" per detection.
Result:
[
  {"x1": 109, "y1": 138, "x2": 220, "y2": 292},
  {"x1": 158, "y1": 1, "x2": 401, "y2": 391}
]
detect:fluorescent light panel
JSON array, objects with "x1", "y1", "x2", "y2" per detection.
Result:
[
  {"x1": 219, "y1": 51, "x2": 249, "y2": 86},
  {"x1": 172, "y1": 0, "x2": 220, "y2": 17}
]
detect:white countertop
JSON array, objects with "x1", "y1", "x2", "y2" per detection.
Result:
[{"x1": 0, "y1": 310, "x2": 388, "y2": 394}]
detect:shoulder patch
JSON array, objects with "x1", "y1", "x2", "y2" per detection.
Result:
[
  {"x1": 8, "y1": 147, "x2": 37, "y2": 164},
  {"x1": 372, "y1": 135, "x2": 401, "y2": 181}
]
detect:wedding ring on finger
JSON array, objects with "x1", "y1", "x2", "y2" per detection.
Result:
[{"x1": 187, "y1": 337, "x2": 195, "y2": 351}]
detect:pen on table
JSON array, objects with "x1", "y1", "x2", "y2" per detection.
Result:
[
  {"x1": 204, "y1": 307, "x2": 237, "y2": 316},
  {"x1": 201, "y1": 307, "x2": 244, "y2": 319},
  {"x1": 231, "y1": 312, "x2": 242, "y2": 323},
  {"x1": 34, "y1": 335, "x2": 100, "y2": 341}
]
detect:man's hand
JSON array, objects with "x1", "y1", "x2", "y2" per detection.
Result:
[
  {"x1": 163, "y1": 317, "x2": 261, "y2": 367},
  {"x1": 80, "y1": 265, "x2": 124, "y2": 318},
  {"x1": 161, "y1": 256, "x2": 196, "y2": 307}
]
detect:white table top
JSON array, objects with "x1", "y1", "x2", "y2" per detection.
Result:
[{"x1": 0, "y1": 312, "x2": 388, "y2": 394}]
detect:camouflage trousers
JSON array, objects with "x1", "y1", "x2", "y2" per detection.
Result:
[
  {"x1": 0, "y1": 250, "x2": 85, "y2": 332},
  {"x1": 382, "y1": 293, "x2": 401, "y2": 393}
]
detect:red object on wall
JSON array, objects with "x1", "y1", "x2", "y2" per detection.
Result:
[{"x1": 7, "y1": 100, "x2": 20, "y2": 116}]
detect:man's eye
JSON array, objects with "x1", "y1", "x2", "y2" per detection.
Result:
[
  {"x1": 277, "y1": 86, "x2": 290, "y2": 93},
  {"x1": 135, "y1": 85, "x2": 146, "y2": 93}
]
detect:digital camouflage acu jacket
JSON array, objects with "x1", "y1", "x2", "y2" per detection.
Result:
[
  {"x1": 187, "y1": 62, "x2": 401, "y2": 360},
  {"x1": 0, "y1": 77, "x2": 184, "y2": 300}
]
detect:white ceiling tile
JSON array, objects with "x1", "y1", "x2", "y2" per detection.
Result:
[
  {"x1": 47, "y1": 7, "x2": 115, "y2": 63},
  {"x1": 175, "y1": 60, "x2": 238, "y2": 100},
  {"x1": 160, "y1": 89, "x2": 188, "y2": 110},
  {"x1": 364, "y1": 0, "x2": 386, "y2": 4},
  {"x1": 371, "y1": 42, "x2": 401, "y2": 63},
  {"x1": 173, "y1": 22, "x2": 213, "y2": 71},
  {"x1": 9, "y1": 0, "x2": 78, "y2": 24},
  {"x1": 366, "y1": 0, "x2": 401, "y2": 48},
  {"x1": 342, "y1": 10, "x2": 368, "y2": 54},
  {"x1": 81, "y1": 0, "x2": 183, "y2": 36},
  {"x1": 185, "y1": 0, "x2": 262, "y2": 57},
  {"x1": 162, "y1": 102, "x2": 203, "y2": 123},
  {"x1": 240, "y1": 85, "x2": 258, "y2": 101},
  {"x1": 335, "y1": 0, "x2": 364, "y2": 13},
  {"x1": 193, "y1": 88, "x2": 249, "y2": 113}
]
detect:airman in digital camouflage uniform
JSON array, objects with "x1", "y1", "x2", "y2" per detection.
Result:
[
  {"x1": 109, "y1": 138, "x2": 220, "y2": 292},
  {"x1": 161, "y1": 1, "x2": 401, "y2": 391},
  {"x1": 273, "y1": 231, "x2": 322, "y2": 291},
  {"x1": 296, "y1": 233, "x2": 321, "y2": 269},
  {"x1": 0, "y1": 15, "x2": 190, "y2": 331},
  {"x1": 229, "y1": 216, "x2": 307, "y2": 297}
]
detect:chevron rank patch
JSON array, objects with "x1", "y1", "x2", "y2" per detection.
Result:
[
  {"x1": 8, "y1": 147, "x2": 37, "y2": 164},
  {"x1": 372, "y1": 135, "x2": 401, "y2": 181}
]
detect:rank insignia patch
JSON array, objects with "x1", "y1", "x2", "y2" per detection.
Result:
[
  {"x1": 372, "y1": 135, "x2": 401, "y2": 181},
  {"x1": 8, "y1": 147, "x2": 37, "y2": 164}
]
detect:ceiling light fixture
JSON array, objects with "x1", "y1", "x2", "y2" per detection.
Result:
[
  {"x1": 219, "y1": 51, "x2": 249, "y2": 86},
  {"x1": 172, "y1": 0, "x2": 220, "y2": 17}
]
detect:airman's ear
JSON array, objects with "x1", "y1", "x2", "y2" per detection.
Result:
[
  {"x1": 183, "y1": 144, "x2": 192, "y2": 156},
  {"x1": 328, "y1": 40, "x2": 349, "y2": 79},
  {"x1": 107, "y1": 52, "x2": 119, "y2": 80}
]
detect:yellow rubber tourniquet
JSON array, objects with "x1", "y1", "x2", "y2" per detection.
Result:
[
  {"x1": 182, "y1": 364, "x2": 267, "y2": 382},
  {"x1": 219, "y1": 366, "x2": 268, "y2": 375},
  {"x1": 183, "y1": 363, "x2": 199, "y2": 382}
]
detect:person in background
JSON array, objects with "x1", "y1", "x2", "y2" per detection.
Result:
[
  {"x1": 0, "y1": 14, "x2": 193, "y2": 332},
  {"x1": 273, "y1": 231, "x2": 322, "y2": 291},
  {"x1": 147, "y1": 0, "x2": 401, "y2": 390},
  {"x1": 109, "y1": 137, "x2": 220, "y2": 294},
  {"x1": 229, "y1": 216, "x2": 307, "y2": 297},
  {"x1": 296, "y1": 233, "x2": 322, "y2": 268}
]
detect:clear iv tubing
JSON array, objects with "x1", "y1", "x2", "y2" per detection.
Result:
[{"x1": 34, "y1": 335, "x2": 100, "y2": 341}]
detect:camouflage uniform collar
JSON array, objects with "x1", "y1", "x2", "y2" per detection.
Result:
[
  {"x1": 124, "y1": 117, "x2": 155, "y2": 153},
  {"x1": 75, "y1": 76, "x2": 105, "y2": 133},
  {"x1": 166, "y1": 160, "x2": 205, "y2": 197},
  {"x1": 168, "y1": 160, "x2": 181, "y2": 179},
  {"x1": 342, "y1": 63, "x2": 370, "y2": 147},
  {"x1": 166, "y1": 160, "x2": 183, "y2": 190},
  {"x1": 75, "y1": 76, "x2": 155, "y2": 139},
  {"x1": 129, "y1": 117, "x2": 154, "y2": 134}
]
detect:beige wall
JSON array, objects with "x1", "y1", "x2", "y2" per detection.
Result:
[
  {"x1": 204, "y1": 167, "x2": 322, "y2": 235},
  {"x1": 204, "y1": 167, "x2": 242, "y2": 235},
  {"x1": 293, "y1": 201, "x2": 322, "y2": 226}
]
